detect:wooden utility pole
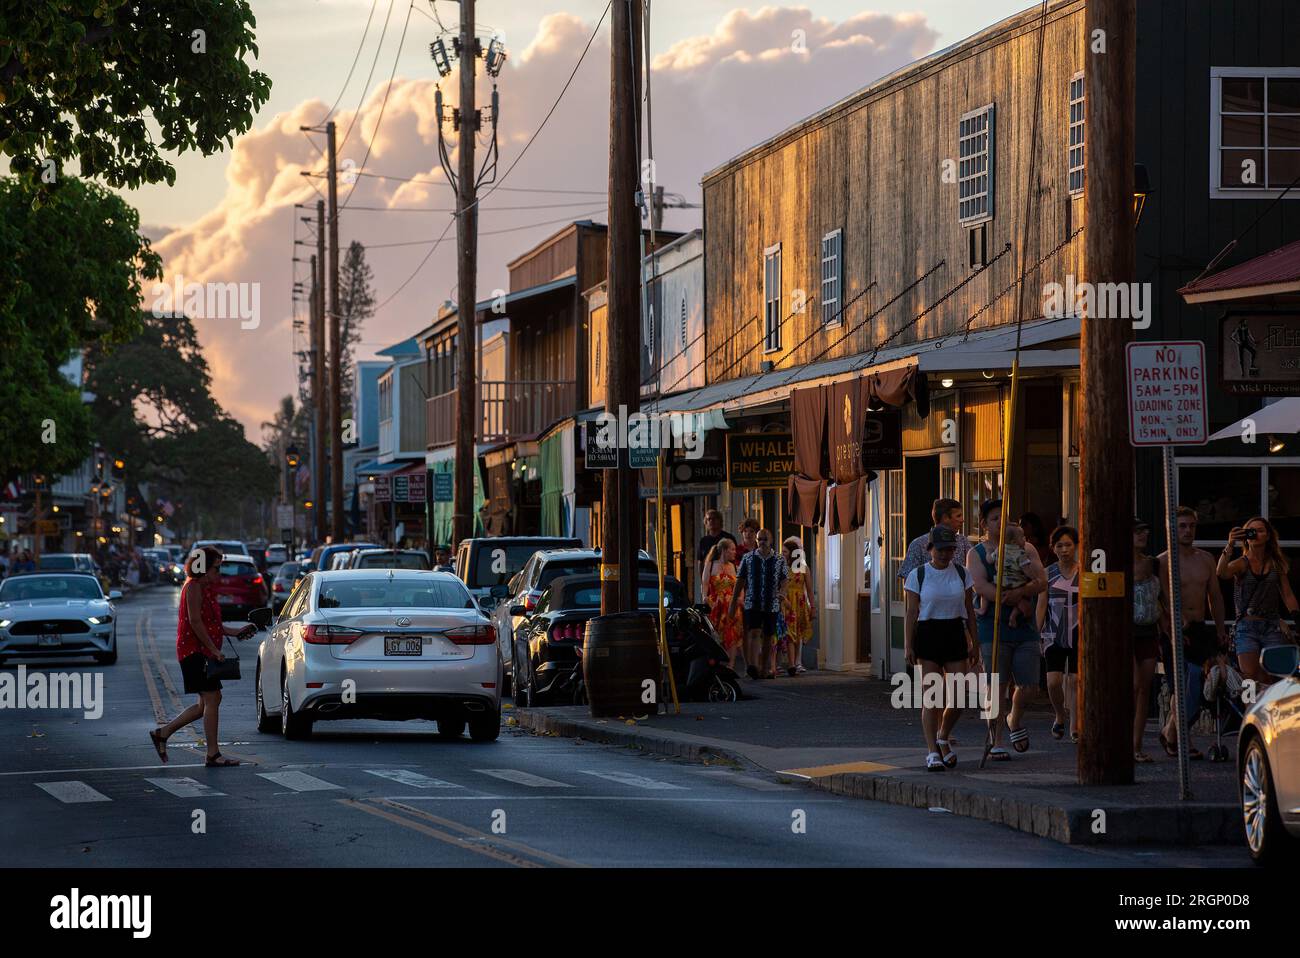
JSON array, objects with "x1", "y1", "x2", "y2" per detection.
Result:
[
  {"x1": 313, "y1": 201, "x2": 328, "y2": 544},
  {"x1": 601, "y1": 0, "x2": 643, "y2": 614},
  {"x1": 452, "y1": 0, "x2": 479, "y2": 548},
  {"x1": 1078, "y1": 0, "x2": 1136, "y2": 786},
  {"x1": 326, "y1": 120, "x2": 344, "y2": 541}
]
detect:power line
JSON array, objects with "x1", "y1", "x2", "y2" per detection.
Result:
[
  {"x1": 363, "y1": 209, "x2": 605, "y2": 248},
  {"x1": 339, "y1": 0, "x2": 397, "y2": 156},
  {"x1": 342, "y1": 0, "x2": 414, "y2": 209},
  {"x1": 323, "y1": 0, "x2": 380, "y2": 123},
  {"x1": 317, "y1": 169, "x2": 606, "y2": 195},
  {"x1": 342, "y1": 199, "x2": 607, "y2": 213}
]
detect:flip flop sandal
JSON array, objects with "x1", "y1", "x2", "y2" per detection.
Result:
[
  {"x1": 936, "y1": 739, "x2": 957, "y2": 768},
  {"x1": 1051, "y1": 721, "x2": 1065, "y2": 740},
  {"x1": 149, "y1": 728, "x2": 168, "y2": 764},
  {"x1": 205, "y1": 753, "x2": 240, "y2": 767},
  {"x1": 925, "y1": 752, "x2": 946, "y2": 771},
  {"x1": 1157, "y1": 732, "x2": 1177, "y2": 757},
  {"x1": 988, "y1": 746, "x2": 1011, "y2": 762},
  {"x1": 1134, "y1": 751, "x2": 1154, "y2": 764},
  {"x1": 1008, "y1": 726, "x2": 1030, "y2": 753}
]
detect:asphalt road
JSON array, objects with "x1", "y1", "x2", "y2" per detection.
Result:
[{"x1": 0, "y1": 587, "x2": 1248, "y2": 868}]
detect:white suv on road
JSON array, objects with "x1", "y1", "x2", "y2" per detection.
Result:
[{"x1": 256, "y1": 569, "x2": 502, "y2": 742}]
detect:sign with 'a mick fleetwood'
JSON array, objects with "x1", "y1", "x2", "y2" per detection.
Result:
[
  {"x1": 1126, "y1": 341, "x2": 1209, "y2": 446},
  {"x1": 1221, "y1": 313, "x2": 1300, "y2": 396}
]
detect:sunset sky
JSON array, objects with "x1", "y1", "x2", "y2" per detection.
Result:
[{"x1": 121, "y1": 1, "x2": 1033, "y2": 438}]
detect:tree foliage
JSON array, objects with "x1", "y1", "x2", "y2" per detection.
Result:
[
  {"x1": 338, "y1": 241, "x2": 375, "y2": 415},
  {"x1": 84, "y1": 312, "x2": 276, "y2": 537},
  {"x1": 0, "y1": 0, "x2": 272, "y2": 190},
  {"x1": 0, "y1": 176, "x2": 161, "y2": 480}
]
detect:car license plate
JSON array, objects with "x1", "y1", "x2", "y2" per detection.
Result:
[
  {"x1": 217, "y1": 594, "x2": 235, "y2": 604},
  {"x1": 38, "y1": 634, "x2": 61, "y2": 647},
  {"x1": 384, "y1": 636, "x2": 422, "y2": 656}
]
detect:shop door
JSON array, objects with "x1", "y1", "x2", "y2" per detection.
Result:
[{"x1": 886, "y1": 455, "x2": 941, "y2": 673}]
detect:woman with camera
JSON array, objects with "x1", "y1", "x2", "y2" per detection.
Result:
[
  {"x1": 1217, "y1": 517, "x2": 1299, "y2": 686},
  {"x1": 149, "y1": 546, "x2": 255, "y2": 766}
]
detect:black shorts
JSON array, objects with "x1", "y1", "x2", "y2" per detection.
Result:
[
  {"x1": 743, "y1": 609, "x2": 778, "y2": 637},
  {"x1": 913, "y1": 618, "x2": 969, "y2": 664},
  {"x1": 180, "y1": 653, "x2": 223, "y2": 694},
  {"x1": 1043, "y1": 643, "x2": 1078, "y2": 673}
]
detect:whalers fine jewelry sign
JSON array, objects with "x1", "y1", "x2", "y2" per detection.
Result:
[{"x1": 726, "y1": 433, "x2": 794, "y2": 488}]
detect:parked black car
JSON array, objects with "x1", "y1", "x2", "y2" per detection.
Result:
[{"x1": 512, "y1": 573, "x2": 686, "y2": 707}]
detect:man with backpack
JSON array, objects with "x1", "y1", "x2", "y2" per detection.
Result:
[{"x1": 897, "y1": 498, "x2": 970, "y2": 584}]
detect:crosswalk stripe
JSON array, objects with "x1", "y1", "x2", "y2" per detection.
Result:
[
  {"x1": 144, "y1": 777, "x2": 226, "y2": 798},
  {"x1": 35, "y1": 781, "x2": 112, "y2": 804},
  {"x1": 578, "y1": 770, "x2": 686, "y2": 790},
  {"x1": 363, "y1": 769, "x2": 462, "y2": 789},
  {"x1": 689, "y1": 769, "x2": 794, "y2": 791},
  {"x1": 257, "y1": 770, "x2": 343, "y2": 792},
  {"x1": 475, "y1": 769, "x2": 573, "y2": 788}
]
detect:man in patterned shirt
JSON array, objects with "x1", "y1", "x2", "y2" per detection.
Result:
[
  {"x1": 897, "y1": 498, "x2": 970, "y2": 583},
  {"x1": 728, "y1": 528, "x2": 789, "y2": 680}
]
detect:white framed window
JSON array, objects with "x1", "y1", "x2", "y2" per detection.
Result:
[
  {"x1": 821, "y1": 229, "x2": 843, "y2": 326},
  {"x1": 1068, "y1": 73, "x2": 1085, "y2": 194},
  {"x1": 763, "y1": 243, "x2": 782, "y2": 352},
  {"x1": 958, "y1": 103, "x2": 995, "y2": 223},
  {"x1": 1210, "y1": 67, "x2": 1300, "y2": 198}
]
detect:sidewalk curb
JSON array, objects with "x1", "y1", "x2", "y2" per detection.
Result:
[{"x1": 514, "y1": 708, "x2": 1242, "y2": 846}]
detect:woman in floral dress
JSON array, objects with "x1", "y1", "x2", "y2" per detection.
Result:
[
  {"x1": 702, "y1": 538, "x2": 743, "y2": 671},
  {"x1": 781, "y1": 536, "x2": 815, "y2": 676}
]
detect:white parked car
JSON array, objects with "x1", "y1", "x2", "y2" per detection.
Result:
[
  {"x1": 255, "y1": 570, "x2": 502, "y2": 742},
  {"x1": 1239, "y1": 643, "x2": 1300, "y2": 864}
]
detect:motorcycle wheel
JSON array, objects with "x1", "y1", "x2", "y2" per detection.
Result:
[{"x1": 707, "y1": 674, "x2": 739, "y2": 703}]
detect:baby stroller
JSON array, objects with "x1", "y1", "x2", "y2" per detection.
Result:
[{"x1": 1200, "y1": 655, "x2": 1247, "y2": 763}]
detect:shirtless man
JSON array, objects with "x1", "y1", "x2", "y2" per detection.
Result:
[{"x1": 1157, "y1": 506, "x2": 1227, "y2": 760}]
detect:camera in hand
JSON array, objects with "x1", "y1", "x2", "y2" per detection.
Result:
[{"x1": 1243, "y1": 528, "x2": 1258, "y2": 541}]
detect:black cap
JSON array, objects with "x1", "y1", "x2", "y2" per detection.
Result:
[
  {"x1": 928, "y1": 525, "x2": 959, "y2": 549},
  {"x1": 1133, "y1": 517, "x2": 1150, "y2": 531}
]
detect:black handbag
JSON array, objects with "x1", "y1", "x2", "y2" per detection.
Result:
[{"x1": 204, "y1": 635, "x2": 242, "y2": 681}]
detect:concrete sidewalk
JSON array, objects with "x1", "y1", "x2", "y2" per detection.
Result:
[{"x1": 512, "y1": 671, "x2": 1243, "y2": 846}]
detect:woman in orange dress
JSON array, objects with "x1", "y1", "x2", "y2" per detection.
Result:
[
  {"x1": 702, "y1": 538, "x2": 743, "y2": 670},
  {"x1": 782, "y1": 536, "x2": 815, "y2": 676}
]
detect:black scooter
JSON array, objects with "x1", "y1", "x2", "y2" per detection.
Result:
[{"x1": 558, "y1": 605, "x2": 742, "y2": 707}]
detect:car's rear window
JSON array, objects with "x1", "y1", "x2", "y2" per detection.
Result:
[
  {"x1": 468, "y1": 541, "x2": 577, "y2": 587},
  {"x1": 316, "y1": 578, "x2": 473, "y2": 610},
  {"x1": 37, "y1": 556, "x2": 75, "y2": 570},
  {"x1": 219, "y1": 561, "x2": 257, "y2": 576},
  {"x1": 1, "y1": 575, "x2": 102, "y2": 601},
  {"x1": 557, "y1": 583, "x2": 682, "y2": 609},
  {"x1": 277, "y1": 562, "x2": 301, "y2": 577},
  {"x1": 358, "y1": 552, "x2": 430, "y2": 570}
]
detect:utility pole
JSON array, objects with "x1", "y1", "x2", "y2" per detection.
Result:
[
  {"x1": 452, "y1": 0, "x2": 478, "y2": 549},
  {"x1": 601, "y1": 0, "x2": 643, "y2": 614},
  {"x1": 326, "y1": 120, "x2": 344, "y2": 541},
  {"x1": 313, "y1": 200, "x2": 328, "y2": 544},
  {"x1": 1078, "y1": 0, "x2": 1136, "y2": 786}
]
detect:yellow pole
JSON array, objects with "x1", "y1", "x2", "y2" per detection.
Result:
[{"x1": 657, "y1": 450, "x2": 680, "y2": 714}]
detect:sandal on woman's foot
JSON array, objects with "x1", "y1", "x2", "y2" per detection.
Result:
[
  {"x1": 1007, "y1": 725, "x2": 1030, "y2": 753},
  {"x1": 1051, "y1": 721, "x2": 1065, "y2": 740},
  {"x1": 746, "y1": 666, "x2": 760, "y2": 681},
  {"x1": 925, "y1": 752, "x2": 946, "y2": 771},
  {"x1": 936, "y1": 739, "x2": 957, "y2": 768},
  {"x1": 1070, "y1": 730, "x2": 1079, "y2": 744},
  {"x1": 1134, "y1": 750, "x2": 1154, "y2": 763},
  {"x1": 1189, "y1": 747, "x2": 1203, "y2": 761},
  {"x1": 205, "y1": 753, "x2": 239, "y2": 767},
  {"x1": 149, "y1": 728, "x2": 168, "y2": 764},
  {"x1": 988, "y1": 746, "x2": 1011, "y2": 762},
  {"x1": 1157, "y1": 732, "x2": 1177, "y2": 757}
]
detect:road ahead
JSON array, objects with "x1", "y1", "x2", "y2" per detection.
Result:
[{"x1": 0, "y1": 587, "x2": 1246, "y2": 868}]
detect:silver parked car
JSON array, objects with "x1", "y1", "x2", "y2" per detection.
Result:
[
  {"x1": 0, "y1": 573, "x2": 122, "y2": 665},
  {"x1": 1240, "y1": 643, "x2": 1300, "y2": 864},
  {"x1": 255, "y1": 570, "x2": 502, "y2": 741}
]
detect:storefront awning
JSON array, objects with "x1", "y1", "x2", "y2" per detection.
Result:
[
  {"x1": 1179, "y1": 238, "x2": 1300, "y2": 304},
  {"x1": 1208, "y1": 398, "x2": 1300, "y2": 441},
  {"x1": 642, "y1": 315, "x2": 1081, "y2": 418}
]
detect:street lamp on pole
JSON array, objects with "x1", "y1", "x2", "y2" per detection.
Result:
[{"x1": 286, "y1": 445, "x2": 301, "y2": 549}]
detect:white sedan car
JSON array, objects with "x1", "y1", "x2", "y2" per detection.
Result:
[
  {"x1": 1239, "y1": 643, "x2": 1300, "y2": 864},
  {"x1": 255, "y1": 569, "x2": 502, "y2": 742}
]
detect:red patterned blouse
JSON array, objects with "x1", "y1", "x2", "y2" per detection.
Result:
[{"x1": 176, "y1": 580, "x2": 224, "y2": 661}]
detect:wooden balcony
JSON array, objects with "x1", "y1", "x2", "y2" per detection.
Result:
[{"x1": 426, "y1": 380, "x2": 577, "y2": 448}]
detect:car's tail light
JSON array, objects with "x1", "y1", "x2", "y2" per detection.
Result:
[
  {"x1": 521, "y1": 591, "x2": 540, "y2": 612},
  {"x1": 274, "y1": 582, "x2": 287, "y2": 593},
  {"x1": 549, "y1": 622, "x2": 583, "y2": 642},
  {"x1": 304, "y1": 624, "x2": 363, "y2": 645},
  {"x1": 444, "y1": 625, "x2": 496, "y2": 646},
  {"x1": 250, "y1": 574, "x2": 264, "y2": 586}
]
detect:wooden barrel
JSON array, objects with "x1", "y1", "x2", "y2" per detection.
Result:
[{"x1": 583, "y1": 611, "x2": 660, "y2": 718}]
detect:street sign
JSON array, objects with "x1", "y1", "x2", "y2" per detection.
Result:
[
  {"x1": 433, "y1": 472, "x2": 453, "y2": 502},
  {"x1": 1125, "y1": 341, "x2": 1209, "y2": 446},
  {"x1": 276, "y1": 504, "x2": 293, "y2": 529},
  {"x1": 393, "y1": 475, "x2": 409, "y2": 502},
  {"x1": 406, "y1": 471, "x2": 426, "y2": 503},
  {"x1": 584, "y1": 427, "x2": 617, "y2": 469},
  {"x1": 374, "y1": 475, "x2": 391, "y2": 502},
  {"x1": 629, "y1": 445, "x2": 659, "y2": 469}
]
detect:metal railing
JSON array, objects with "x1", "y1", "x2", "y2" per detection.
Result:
[{"x1": 426, "y1": 380, "x2": 576, "y2": 448}]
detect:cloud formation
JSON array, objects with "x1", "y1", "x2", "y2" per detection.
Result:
[{"x1": 150, "y1": 6, "x2": 938, "y2": 437}]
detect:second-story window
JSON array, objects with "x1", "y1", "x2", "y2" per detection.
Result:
[
  {"x1": 1211, "y1": 68, "x2": 1300, "y2": 196},
  {"x1": 763, "y1": 243, "x2": 782, "y2": 352},
  {"x1": 821, "y1": 229, "x2": 842, "y2": 326},
  {"x1": 958, "y1": 103, "x2": 995, "y2": 223},
  {"x1": 1068, "y1": 73, "x2": 1085, "y2": 194}
]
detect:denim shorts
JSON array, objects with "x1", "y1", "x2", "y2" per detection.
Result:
[{"x1": 1234, "y1": 619, "x2": 1289, "y2": 655}]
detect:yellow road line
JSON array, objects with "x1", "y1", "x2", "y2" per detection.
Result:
[
  {"x1": 340, "y1": 799, "x2": 549, "y2": 868},
  {"x1": 374, "y1": 798, "x2": 585, "y2": 868},
  {"x1": 779, "y1": 761, "x2": 897, "y2": 779},
  {"x1": 136, "y1": 614, "x2": 168, "y2": 727}
]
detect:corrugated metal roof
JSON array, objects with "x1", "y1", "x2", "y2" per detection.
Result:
[{"x1": 1179, "y1": 238, "x2": 1300, "y2": 299}]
